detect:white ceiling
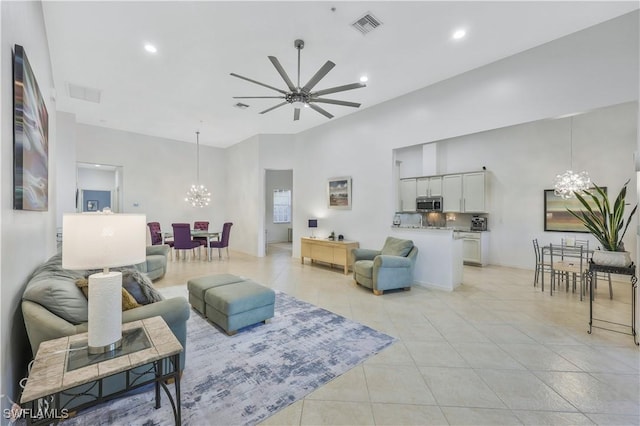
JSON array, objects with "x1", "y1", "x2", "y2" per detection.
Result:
[{"x1": 42, "y1": 1, "x2": 638, "y2": 148}]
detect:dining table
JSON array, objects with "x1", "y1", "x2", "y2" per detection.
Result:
[{"x1": 163, "y1": 230, "x2": 220, "y2": 261}]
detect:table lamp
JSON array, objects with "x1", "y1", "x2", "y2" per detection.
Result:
[
  {"x1": 308, "y1": 219, "x2": 318, "y2": 238},
  {"x1": 62, "y1": 212, "x2": 146, "y2": 354}
]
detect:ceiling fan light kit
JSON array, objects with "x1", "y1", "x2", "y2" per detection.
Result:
[{"x1": 231, "y1": 39, "x2": 366, "y2": 121}]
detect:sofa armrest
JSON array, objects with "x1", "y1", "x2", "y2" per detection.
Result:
[
  {"x1": 374, "y1": 255, "x2": 412, "y2": 269},
  {"x1": 352, "y1": 248, "x2": 381, "y2": 262},
  {"x1": 146, "y1": 244, "x2": 170, "y2": 257},
  {"x1": 22, "y1": 300, "x2": 83, "y2": 356},
  {"x1": 122, "y1": 297, "x2": 190, "y2": 326}
]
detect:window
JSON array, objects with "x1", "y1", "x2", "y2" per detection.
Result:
[{"x1": 273, "y1": 189, "x2": 291, "y2": 223}]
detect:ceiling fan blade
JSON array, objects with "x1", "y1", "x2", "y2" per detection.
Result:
[
  {"x1": 230, "y1": 73, "x2": 288, "y2": 95},
  {"x1": 233, "y1": 96, "x2": 285, "y2": 99},
  {"x1": 294, "y1": 108, "x2": 300, "y2": 121},
  {"x1": 312, "y1": 98, "x2": 361, "y2": 108},
  {"x1": 268, "y1": 56, "x2": 297, "y2": 92},
  {"x1": 308, "y1": 103, "x2": 334, "y2": 119},
  {"x1": 259, "y1": 101, "x2": 288, "y2": 114},
  {"x1": 312, "y1": 82, "x2": 366, "y2": 97},
  {"x1": 301, "y1": 61, "x2": 335, "y2": 93}
]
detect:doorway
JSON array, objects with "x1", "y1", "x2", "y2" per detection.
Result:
[
  {"x1": 265, "y1": 169, "x2": 293, "y2": 256},
  {"x1": 76, "y1": 162, "x2": 123, "y2": 212}
]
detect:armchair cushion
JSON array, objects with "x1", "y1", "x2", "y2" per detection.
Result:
[
  {"x1": 381, "y1": 237, "x2": 414, "y2": 257},
  {"x1": 352, "y1": 248, "x2": 381, "y2": 262}
]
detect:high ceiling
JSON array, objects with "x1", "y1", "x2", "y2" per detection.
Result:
[{"x1": 42, "y1": 1, "x2": 638, "y2": 148}]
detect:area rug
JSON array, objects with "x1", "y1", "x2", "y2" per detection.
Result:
[{"x1": 66, "y1": 286, "x2": 395, "y2": 425}]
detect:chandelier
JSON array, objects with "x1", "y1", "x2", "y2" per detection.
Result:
[
  {"x1": 553, "y1": 116, "x2": 591, "y2": 199},
  {"x1": 185, "y1": 131, "x2": 210, "y2": 208}
]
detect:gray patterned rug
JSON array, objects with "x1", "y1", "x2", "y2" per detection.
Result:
[{"x1": 68, "y1": 287, "x2": 395, "y2": 425}]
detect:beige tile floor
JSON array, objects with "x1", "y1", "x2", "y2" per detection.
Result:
[{"x1": 155, "y1": 244, "x2": 640, "y2": 425}]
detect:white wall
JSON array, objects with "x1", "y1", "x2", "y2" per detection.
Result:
[
  {"x1": 77, "y1": 168, "x2": 115, "y2": 190},
  {"x1": 73, "y1": 124, "x2": 227, "y2": 234},
  {"x1": 265, "y1": 170, "x2": 293, "y2": 243},
  {"x1": 55, "y1": 111, "x2": 76, "y2": 228},
  {"x1": 291, "y1": 11, "x2": 639, "y2": 266},
  {"x1": 225, "y1": 135, "x2": 260, "y2": 255},
  {"x1": 1, "y1": 0, "x2": 57, "y2": 410}
]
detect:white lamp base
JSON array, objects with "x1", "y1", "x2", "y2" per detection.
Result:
[{"x1": 87, "y1": 271, "x2": 123, "y2": 354}]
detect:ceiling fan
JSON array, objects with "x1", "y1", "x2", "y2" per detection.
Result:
[{"x1": 230, "y1": 39, "x2": 366, "y2": 121}]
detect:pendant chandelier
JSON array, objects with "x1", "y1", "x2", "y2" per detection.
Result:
[
  {"x1": 185, "y1": 131, "x2": 211, "y2": 208},
  {"x1": 553, "y1": 116, "x2": 591, "y2": 199}
]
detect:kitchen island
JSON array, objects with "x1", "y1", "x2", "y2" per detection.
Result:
[{"x1": 390, "y1": 227, "x2": 463, "y2": 291}]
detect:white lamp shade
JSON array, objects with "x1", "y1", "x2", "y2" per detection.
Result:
[{"x1": 62, "y1": 213, "x2": 147, "y2": 270}]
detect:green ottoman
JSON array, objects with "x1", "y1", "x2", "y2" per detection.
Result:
[
  {"x1": 204, "y1": 280, "x2": 275, "y2": 335},
  {"x1": 187, "y1": 274, "x2": 246, "y2": 316}
]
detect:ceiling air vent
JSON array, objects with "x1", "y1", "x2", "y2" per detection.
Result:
[
  {"x1": 234, "y1": 102, "x2": 249, "y2": 109},
  {"x1": 67, "y1": 83, "x2": 101, "y2": 103},
  {"x1": 351, "y1": 12, "x2": 382, "y2": 35}
]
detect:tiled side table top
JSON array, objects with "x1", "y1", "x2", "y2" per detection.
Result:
[{"x1": 20, "y1": 316, "x2": 182, "y2": 404}]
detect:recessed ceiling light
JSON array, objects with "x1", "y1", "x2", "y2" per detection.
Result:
[
  {"x1": 359, "y1": 75, "x2": 369, "y2": 83},
  {"x1": 452, "y1": 29, "x2": 466, "y2": 40},
  {"x1": 144, "y1": 43, "x2": 157, "y2": 54},
  {"x1": 95, "y1": 164, "x2": 101, "y2": 167}
]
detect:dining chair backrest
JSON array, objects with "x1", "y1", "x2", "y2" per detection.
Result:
[
  {"x1": 147, "y1": 222, "x2": 163, "y2": 245},
  {"x1": 220, "y1": 222, "x2": 233, "y2": 247},
  {"x1": 194, "y1": 221, "x2": 209, "y2": 231},
  {"x1": 172, "y1": 223, "x2": 196, "y2": 249},
  {"x1": 532, "y1": 238, "x2": 542, "y2": 262},
  {"x1": 562, "y1": 238, "x2": 589, "y2": 250},
  {"x1": 550, "y1": 243, "x2": 584, "y2": 270}
]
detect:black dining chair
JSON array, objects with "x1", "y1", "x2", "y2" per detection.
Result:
[
  {"x1": 210, "y1": 222, "x2": 233, "y2": 259},
  {"x1": 172, "y1": 223, "x2": 201, "y2": 260}
]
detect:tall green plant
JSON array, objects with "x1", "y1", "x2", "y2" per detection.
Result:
[{"x1": 568, "y1": 180, "x2": 638, "y2": 251}]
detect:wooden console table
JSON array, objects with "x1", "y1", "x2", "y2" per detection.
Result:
[
  {"x1": 587, "y1": 262, "x2": 638, "y2": 345},
  {"x1": 301, "y1": 237, "x2": 359, "y2": 275}
]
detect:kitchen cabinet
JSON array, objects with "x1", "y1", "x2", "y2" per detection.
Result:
[
  {"x1": 442, "y1": 175, "x2": 462, "y2": 212},
  {"x1": 458, "y1": 231, "x2": 489, "y2": 266},
  {"x1": 442, "y1": 172, "x2": 486, "y2": 213},
  {"x1": 463, "y1": 172, "x2": 486, "y2": 212},
  {"x1": 399, "y1": 178, "x2": 417, "y2": 211},
  {"x1": 416, "y1": 176, "x2": 443, "y2": 197}
]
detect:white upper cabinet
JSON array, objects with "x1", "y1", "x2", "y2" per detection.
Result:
[
  {"x1": 462, "y1": 172, "x2": 486, "y2": 212},
  {"x1": 399, "y1": 178, "x2": 417, "y2": 211},
  {"x1": 442, "y1": 171, "x2": 486, "y2": 213},
  {"x1": 442, "y1": 175, "x2": 463, "y2": 212},
  {"x1": 416, "y1": 176, "x2": 442, "y2": 197}
]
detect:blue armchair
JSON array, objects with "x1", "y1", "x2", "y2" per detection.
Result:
[{"x1": 352, "y1": 237, "x2": 419, "y2": 295}]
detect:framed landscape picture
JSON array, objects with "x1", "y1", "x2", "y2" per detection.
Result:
[
  {"x1": 13, "y1": 44, "x2": 49, "y2": 211},
  {"x1": 544, "y1": 188, "x2": 606, "y2": 232},
  {"x1": 328, "y1": 177, "x2": 352, "y2": 209}
]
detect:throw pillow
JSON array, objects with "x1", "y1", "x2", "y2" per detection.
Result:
[
  {"x1": 75, "y1": 278, "x2": 141, "y2": 311},
  {"x1": 120, "y1": 269, "x2": 164, "y2": 305}
]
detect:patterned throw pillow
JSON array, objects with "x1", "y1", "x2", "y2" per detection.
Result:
[{"x1": 75, "y1": 278, "x2": 141, "y2": 311}]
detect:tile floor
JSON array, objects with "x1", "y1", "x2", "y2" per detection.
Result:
[{"x1": 154, "y1": 244, "x2": 640, "y2": 425}]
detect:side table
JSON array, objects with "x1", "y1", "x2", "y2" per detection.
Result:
[
  {"x1": 19, "y1": 316, "x2": 183, "y2": 425},
  {"x1": 587, "y1": 262, "x2": 638, "y2": 345}
]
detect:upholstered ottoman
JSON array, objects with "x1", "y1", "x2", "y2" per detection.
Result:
[
  {"x1": 204, "y1": 280, "x2": 275, "y2": 335},
  {"x1": 187, "y1": 274, "x2": 246, "y2": 316}
]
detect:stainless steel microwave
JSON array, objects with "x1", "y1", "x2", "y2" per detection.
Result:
[{"x1": 416, "y1": 196, "x2": 443, "y2": 212}]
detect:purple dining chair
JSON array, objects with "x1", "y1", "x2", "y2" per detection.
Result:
[
  {"x1": 209, "y1": 222, "x2": 233, "y2": 259},
  {"x1": 193, "y1": 221, "x2": 209, "y2": 248},
  {"x1": 171, "y1": 223, "x2": 201, "y2": 260}
]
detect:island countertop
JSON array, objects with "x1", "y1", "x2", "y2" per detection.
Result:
[{"x1": 390, "y1": 227, "x2": 463, "y2": 291}]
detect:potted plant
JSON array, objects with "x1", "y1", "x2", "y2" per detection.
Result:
[{"x1": 568, "y1": 179, "x2": 637, "y2": 267}]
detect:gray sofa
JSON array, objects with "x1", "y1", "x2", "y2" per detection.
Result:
[
  {"x1": 352, "y1": 236, "x2": 419, "y2": 295},
  {"x1": 21, "y1": 250, "x2": 189, "y2": 409}
]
